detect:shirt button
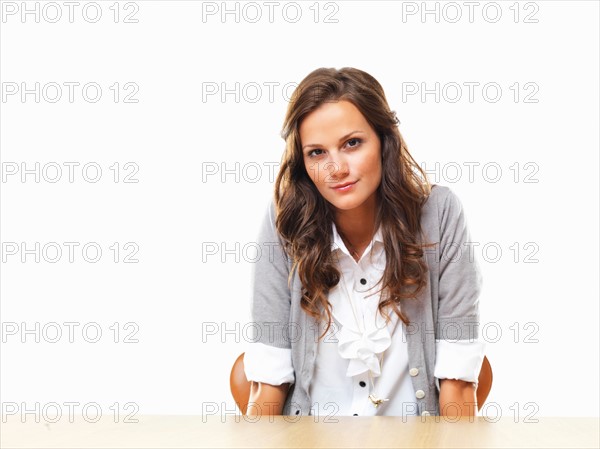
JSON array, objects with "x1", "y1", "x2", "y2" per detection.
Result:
[
  {"x1": 421, "y1": 410, "x2": 431, "y2": 416},
  {"x1": 415, "y1": 389, "x2": 425, "y2": 399},
  {"x1": 360, "y1": 278, "x2": 367, "y2": 285},
  {"x1": 409, "y1": 368, "x2": 419, "y2": 377},
  {"x1": 359, "y1": 381, "x2": 366, "y2": 387},
  {"x1": 353, "y1": 414, "x2": 359, "y2": 416}
]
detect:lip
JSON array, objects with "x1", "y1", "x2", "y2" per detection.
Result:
[{"x1": 331, "y1": 181, "x2": 357, "y2": 191}]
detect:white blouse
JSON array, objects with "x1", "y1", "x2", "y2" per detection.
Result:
[{"x1": 244, "y1": 222, "x2": 486, "y2": 416}]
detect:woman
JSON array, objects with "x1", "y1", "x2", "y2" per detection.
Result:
[{"x1": 243, "y1": 67, "x2": 485, "y2": 417}]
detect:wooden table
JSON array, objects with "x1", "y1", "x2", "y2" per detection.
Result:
[{"x1": 1, "y1": 416, "x2": 598, "y2": 448}]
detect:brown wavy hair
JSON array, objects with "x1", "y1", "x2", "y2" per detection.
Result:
[{"x1": 274, "y1": 67, "x2": 435, "y2": 338}]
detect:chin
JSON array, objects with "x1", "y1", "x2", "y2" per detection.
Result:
[{"x1": 326, "y1": 196, "x2": 364, "y2": 211}]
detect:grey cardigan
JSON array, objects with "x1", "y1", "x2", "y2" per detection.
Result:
[{"x1": 249, "y1": 184, "x2": 482, "y2": 416}]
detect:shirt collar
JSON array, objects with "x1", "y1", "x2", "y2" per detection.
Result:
[{"x1": 330, "y1": 221, "x2": 384, "y2": 254}]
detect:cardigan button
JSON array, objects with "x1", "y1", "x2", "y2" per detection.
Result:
[
  {"x1": 295, "y1": 410, "x2": 300, "y2": 415},
  {"x1": 421, "y1": 410, "x2": 431, "y2": 416},
  {"x1": 415, "y1": 389, "x2": 425, "y2": 399},
  {"x1": 409, "y1": 368, "x2": 419, "y2": 377},
  {"x1": 360, "y1": 278, "x2": 367, "y2": 285}
]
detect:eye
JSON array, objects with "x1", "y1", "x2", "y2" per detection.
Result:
[
  {"x1": 347, "y1": 137, "x2": 362, "y2": 148},
  {"x1": 307, "y1": 149, "x2": 324, "y2": 158}
]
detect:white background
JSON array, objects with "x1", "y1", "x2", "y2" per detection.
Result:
[{"x1": 1, "y1": 0, "x2": 598, "y2": 420}]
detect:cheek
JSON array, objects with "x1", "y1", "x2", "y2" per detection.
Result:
[
  {"x1": 361, "y1": 153, "x2": 381, "y2": 178},
  {"x1": 371, "y1": 147, "x2": 383, "y2": 177},
  {"x1": 314, "y1": 165, "x2": 329, "y2": 187},
  {"x1": 375, "y1": 158, "x2": 383, "y2": 177},
  {"x1": 305, "y1": 161, "x2": 323, "y2": 186}
]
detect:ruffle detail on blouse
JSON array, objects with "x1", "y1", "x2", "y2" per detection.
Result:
[{"x1": 329, "y1": 281, "x2": 396, "y2": 378}]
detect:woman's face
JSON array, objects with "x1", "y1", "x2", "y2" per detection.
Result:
[{"x1": 300, "y1": 100, "x2": 382, "y2": 213}]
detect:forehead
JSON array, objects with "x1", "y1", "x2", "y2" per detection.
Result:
[{"x1": 299, "y1": 100, "x2": 370, "y2": 139}]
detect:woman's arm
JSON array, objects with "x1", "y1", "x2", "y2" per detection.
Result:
[
  {"x1": 247, "y1": 381, "x2": 291, "y2": 416},
  {"x1": 434, "y1": 187, "x2": 484, "y2": 417},
  {"x1": 439, "y1": 379, "x2": 477, "y2": 416},
  {"x1": 243, "y1": 200, "x2": 295, "y2": 416}
]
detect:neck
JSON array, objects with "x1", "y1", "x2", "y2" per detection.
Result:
[{"x1": 334, "y1": 195, "x2": 378, "y2": 247}]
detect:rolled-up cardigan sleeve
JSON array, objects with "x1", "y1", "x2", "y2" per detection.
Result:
[
  {"x1": 434, "y1": 187, "x2": 485, "y2": 387},
  {"x1": 244, "y1": 342, "x2": 295, "y2": 385},
  {"x1": 434, "y1": 338, "x2": 486, "y2": 390},
  {"x1": 243, "y1": 199, "x2": 295, "y2": 385}
]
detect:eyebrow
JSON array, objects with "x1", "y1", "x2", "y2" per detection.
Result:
[{"x1": 302, "y1": 130, "x2": 364, "y2": 151}]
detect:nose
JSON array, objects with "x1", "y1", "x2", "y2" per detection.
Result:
[{"x1": 327, "y1": 152, "x2": 349, "y2": 181}]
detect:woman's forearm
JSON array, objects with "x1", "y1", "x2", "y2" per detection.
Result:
[
  {"x1": 439, "y1": 379, "x2": 478, "y2": 416},
  {"x1": 247, "y1": 381, "x2": 290, "y2": 416}
]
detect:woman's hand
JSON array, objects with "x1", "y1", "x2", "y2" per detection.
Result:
[
  {"x1": 439, "y1": 379, "x2": 477, "y2": 416},
  {"x1": 247, "y1": 381, "x2": 291, "y2": 416}
]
